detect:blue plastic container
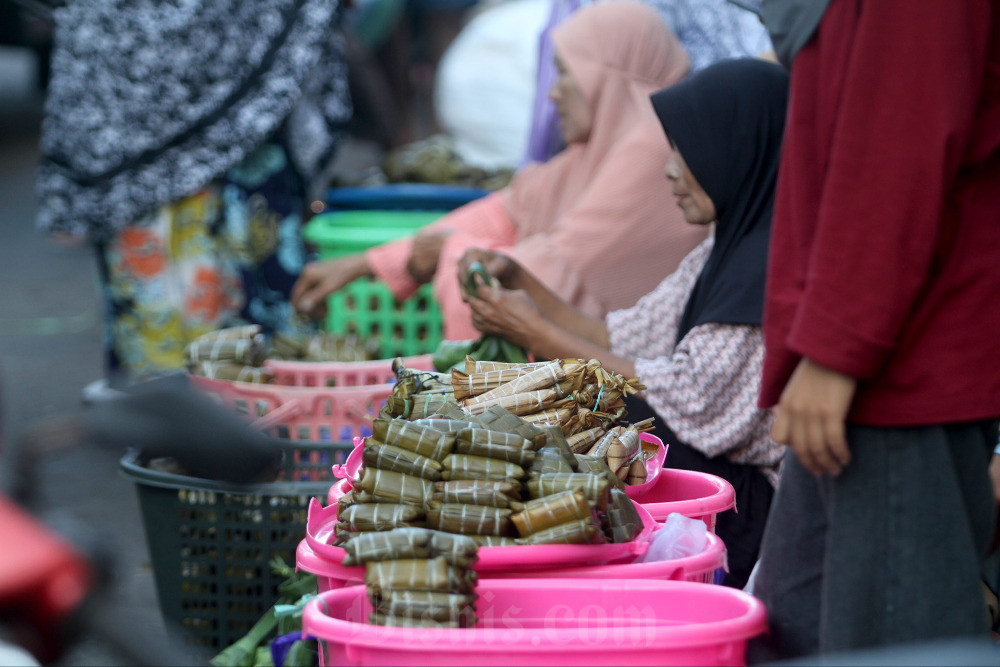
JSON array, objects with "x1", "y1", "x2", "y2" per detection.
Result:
[{"x1": 324, "y1": 183, "x2": 489, "y2": 211}]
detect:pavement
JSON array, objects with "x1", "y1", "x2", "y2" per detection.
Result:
[
  {"x1": 0, "y1": 46, "x2": 389, "y2": 666},
  {"x1": 0, "y1": 47, "x2": 193, "y2": 666}
]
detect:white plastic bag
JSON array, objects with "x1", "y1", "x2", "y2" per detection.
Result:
[{"x1": 641, "y1": 512, "x2": 709, "y2": 563}]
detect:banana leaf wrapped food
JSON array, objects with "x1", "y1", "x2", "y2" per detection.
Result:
[
  {"x1": 574, "y1": 454, "x2": 626, "y2": 491},
  {"x1": 410, "y1": 418, "x2": 483, "y2": 434},
  {"x1": 425, "y1": 404, "x2": 487, "y2": 425},
  {"x1": 528, "y1": 473, "x2": 611, "y2": 511},
  {"x1": 364, "y1": 557, "x2": 477, "y2": 596},
  {"x1": 384, "y1": 394, "x2": 457, "y2": 420},
  {"x1": 626, "y1": 456, "x2": 648, "y2": 486},
  {"x1": 441, "y1": 454, "x2": 526, "y2": 482},
  {"x1": 510, "y1": 489, "x2": 593, "y2": 538},
  {"x1": 337, "y1": 503, "x2": 425, "y2": 532},
  {"x1": 456, "y1": 427, "x2": 534, "y2": 451},
  {"x1": 431, "y1": 480, "x2": 524, "y2": 509},
  {"x1": 342, "y1": 527, "x2": 479, "y2": 567},
  {"x1": 362, "y1": 441, "x2": 444, "y2": 481},
  {"x1": 451, "y1": 367, "x2": 532, "y2": 402},
  {"x1": 454, "y1": 439, "x2": 535, "y2": 468},
  {"x1": 374, "y1": 591, "x2": 477, "y2": 625},
  {"x1": 336, "y1": 490, "x2": 360, "y2": 516},
  {"x1": 460, "y1": 360, "x2": 565, "y2": 406},
  {"x1": 426, "y1": 503, "x2": 515, "y2": 537},
  {"x1": 342, "y1": 527, "x2": 434, "y2": 566},
  {"x1": 394, "y1": 368, "x2": 454, "y2": 394},
  {"x1": 515, "y1": 517, "x2": 601, "y2": 545},
  {"x1": 186, "y1": 335, "x2": 269, "y2": 367},
  {"x1": 530, "y1": 447, "x2": 579, "y2": 475},
  {"x1": 427, "y1": 531, "x2": 480, "y2": 568},
  {"x1": 371, "y1": 419, "x2": 456, "y2": 461},
  {"x1": 536, "y1": 426, "x2": 578, "y2": 468},
  {"x1": 464, "y1": 358, "x2": 551, "y2": 374},
  {"x1": 460, "y1": 387, "x2": 561, "y2": 417},
  {"x1": 357, "y1": 468, "x2": 435, "y2": 507},
  {"x1": 334, "y1": 529, "x2": 381, "y2": 546},
  {"x1": 476, "y1": 406, "x2": 547, "y2": 449},
  {"x1": 519, "y1": 405, "x2": 576, "y2": 430},
  {"x1": 566, "y1": 426, "x2": 606, "y2": 454},
  {"x1": 605, "y1": 488, "x2": 645, "y2": 543}
]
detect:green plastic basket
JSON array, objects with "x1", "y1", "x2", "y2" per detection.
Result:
[
  {"x1": 119, "y1": 440, "x2": 351, "y2": 651},
  {"x1": 303, "y1": 210, "x2": 447, "y2": 358}
]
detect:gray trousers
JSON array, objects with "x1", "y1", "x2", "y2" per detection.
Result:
[{"x1": 747, "y1": 421, "x2": 997, "y2": 662}]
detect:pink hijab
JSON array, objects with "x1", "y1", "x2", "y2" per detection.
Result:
[{"x1": 501, "y1": 0, "x2": 706, "y2": 316}]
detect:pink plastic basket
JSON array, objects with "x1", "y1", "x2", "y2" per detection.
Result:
[
  {"x1": 264, "y1": 354, "x2": 435, "y2": 387},
  {"x1": 626, "y1": 468, "x2": 736, "y2": 532},
  {"x1": 189, "y1": 375, "x2": 391, "y2": 442},
  {"x1": 302, "y1": 578, "x2": 767, "y2": 666}
]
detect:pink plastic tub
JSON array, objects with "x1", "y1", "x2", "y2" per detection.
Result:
[
  {"x1": 297, "y1": 529, "x2": 726, "y2": 593},
  {"x1": 626, "y1": 468, "x2": 736, "y2": 532},
  {"x1": 303, "y1": 497, "x2": 658, "y2": 583},
  {"x1": 190, "y1": 375, "x2": 392, "y2": 441},
  {"x1": 302, "y1": 578, "x2": 767, "y2": 666},
  {"x1": 264, "y1": 354, "x2": 435, "y2": 387}
]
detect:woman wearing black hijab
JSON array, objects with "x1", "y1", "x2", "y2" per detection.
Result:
[{"x1": 458, "y1": 57, "x2": 789, "y2": 589}]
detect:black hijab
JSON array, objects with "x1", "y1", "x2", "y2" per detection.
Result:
[{"x1": 650, "y1": 57, "x2": 789, "y2": 344}]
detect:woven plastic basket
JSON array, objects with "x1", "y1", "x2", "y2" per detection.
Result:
[
  {"x1": 303, "y1": 210, "x2": 447, "y2": 358},
  {"x1": 264, "y1": 354, "x2": 435, "y2": 387},
  {"x1": 119, "y1": 440, "x2": 351, "y2": 651},
  {"x1": 189, "y1": 374, "x2": 392, "y2": 442}
]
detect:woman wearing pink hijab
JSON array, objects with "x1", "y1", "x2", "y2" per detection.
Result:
[{"x1": 292, "y1": 0, "x2": 706, "y2": 340}]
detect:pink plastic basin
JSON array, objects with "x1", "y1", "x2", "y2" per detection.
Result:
[
  {"x1": 302, "y1": 578, "x2": 767, "y2": 666},
  {"x1": 303, "y1": 496, "x2": 659, "y2": 586},
  {"x1": 297, "y1": 529, "x2": 726, "y2": 594},
  {"x1": 625, "y1": 468, "x2": 736, "y2": 532}
]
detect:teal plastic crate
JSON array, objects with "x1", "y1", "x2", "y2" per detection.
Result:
[{"x1": 303, "y1": 210, "x2": 446, "y2": 358}]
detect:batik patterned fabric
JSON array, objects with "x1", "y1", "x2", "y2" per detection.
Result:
[
  {"x1": 97, "y1": 142, "x2": 315, "y2": 380},
  {"x1": 37, "y1": 0, "x2": 351, "y2": 242}
]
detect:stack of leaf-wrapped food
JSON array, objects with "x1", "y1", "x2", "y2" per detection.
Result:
[
  {"x1": 185, "y1": 324, "x2": 376, "y2": 384},
  {"x1": 335, "y1": 356, "x2": 652, "y2": 558},
  {"x1": 185, "y1": 324, "x2": 273, "y2": 383},
  {"x1": 388, "y1": 356, "x2": 657, "y2": 484},
  {"x1": 343, "y1": 527, "x2": 480, "y2": 628}
]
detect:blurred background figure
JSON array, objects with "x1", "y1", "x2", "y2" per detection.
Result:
[
  {"x1": 523, "y1": 0, "x2": 774, "y2": 164},
  {"x1": 34, "y1": 0, "x2": 352, "y2": 397},
  {"x1": 292, "y1": 0, "x2": 708, "y2": 342}
]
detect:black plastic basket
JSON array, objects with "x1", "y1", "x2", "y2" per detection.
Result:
[{"x1": 119, "y1": 440, "x2": 351, "y2": 651}]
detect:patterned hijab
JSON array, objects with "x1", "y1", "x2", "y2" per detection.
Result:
[
  {"x1": 651, "y1": 58, "x2": 789, "y2": 343},
  {"x1": 36, "y1": 0, "x2": 351, "y2": 242}
]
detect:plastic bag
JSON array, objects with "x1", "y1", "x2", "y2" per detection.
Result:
[{"x1": 640, "y1": 513, "x2": 708, "y2": 563}]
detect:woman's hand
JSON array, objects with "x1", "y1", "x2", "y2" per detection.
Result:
[
  {"x1": 771, "y1": 357, "x2": 858, "y2": 476},
  {"x1": 406, "y1": 229, "x2": 452, "y2": 284},
  {"x1": 466, "y1": 283, "x2": 545, "y2": 350},
  {"x1": 291, "y1": 254, "x2": 371, "y2": 319},
  {"x1": 457, "y1": 248, "x2": 520, "y2": 289}
]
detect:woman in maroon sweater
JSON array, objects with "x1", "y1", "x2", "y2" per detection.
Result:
[{"x1": 751, "y1": 0, "x2": 1000, "y2": 660}]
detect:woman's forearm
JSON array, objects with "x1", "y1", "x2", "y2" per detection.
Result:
[
  {"x1": 505, "y1": 266, "x2": 611, "y2": 349},
  {"x1": 527, "y1": 315, "x2": 636, "y2": 377}
]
